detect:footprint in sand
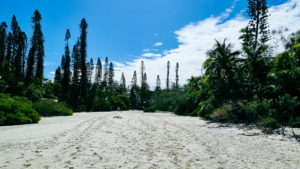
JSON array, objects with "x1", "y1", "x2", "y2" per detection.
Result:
[
  {"x1": 23, "y1": 163, "x2": 31, "y2": 167},
  {"x1": 65, "y1": 160, "x2": 71, "y2": 164}
]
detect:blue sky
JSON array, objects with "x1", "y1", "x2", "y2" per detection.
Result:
[{"x1": 0, "y1": 0, "x2": 297, "y2": 87}]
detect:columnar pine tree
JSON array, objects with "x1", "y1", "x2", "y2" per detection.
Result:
[
  {"x1": 94, "y1": 57, "x2": 102, "y2": 85},
  {"x1": 25, "y1": 46, "x2": 35, "y2": 85},
  {"x1": 131, "y1": 70, "x2": 137, "y2": 86},
  {"x1": 130, "y1": 70, "x2": 139, "y2": 109},
  {"x1": 248, "y1": 0, "x2": 269, "y2": 47},
  {"x1": 140, "y1": 72, "x2": 150, "y2": 108},
  {"x1": 103, "y1": 57, "x2": 109, "y2": 84},
  {"x1": 175, "y1": 62, "x2": 179, "y2": 88},
  {"x1": 0, "y1": 22, "x2": 7, "y2": 72},
  {"x1": 87, "y1": 58, "x2": 94, "y2": 85},
  {"x1": 120, "y1": 72, "x2": 126, "y2": 93},
  {"x1": 14, "y1": 31, "x2": 27, "y2": 84},
  {"x1": 140, "y1": 60, "x2": 145, "y2": 86},
  {"x1": 156, "y1": 75, "x2": 161, "y2": 90},
  {"x1": 11, "y1": 15, "x2": 20, "y2": 63},
  {"x1": 72, "y1": 41, "x2": 80, "y2": 86},
  {"x1": 70, "y1": 41, "x2": 81, "y2": 109},
  {"x1": 239, "y1": 0, "x2": 270, "y2": 98},
  {"x1": 32, "y1": 10, "x2": 45, "y2": 81},
  {"x1": 108, "y1": 62, "x2": 114, "y2": 88},
  {"x1": 54, "y1": 66, "x2": 62, "y2": 83},
  {"x1": 6, "y1": 33, "x2": 12, "y2": 63},
  {"x1": 79, "y1": 18, "x2": 88, "y2": 102},
  {"x1": 166, "y1": 61, "x2": 170, "y2": 90},
  {"x1": 61, "y1": 29, "x2": 71, "y2": 97},
  {"x1": 2, "y1": 32, "x2": 14, "y2": 92},
  {"x1": 140, "y1": 60, "x2": 149, "y2": 108},
  {"x1": 20, "y1": 32, "x2": 27, "y2": 82}
]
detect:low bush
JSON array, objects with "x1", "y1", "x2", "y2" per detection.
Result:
[
  {"x1": 117, "y1": 94, "x2": 130, "y2": 110},
  {"x1": 259, "y1": 116, "x2": 280, "y2": 129},
  {"x1": 93, "y1": 97, "x2": 112, "y2": 111},
  {"x1": 0, "y1": 94, "x2": 40, "y2": 125},
  {"x1": 143, "y1": 106, "x2": 156, "y2": 113},
  {"x1": 210, "y1": 104, "x2": 232, "y2": 122},
  {"x1": 289, "y1": 117, "x2": 300, "y2": 128},
  {"x1": 197, "y1": 99, "x2": 214, "y2": 117},
  {"x1": 33, "y1": 99, "x2": 73, "y2": 116},
  {"x1": 109, "y1": 95, "x2": 127, "y2": 110}
]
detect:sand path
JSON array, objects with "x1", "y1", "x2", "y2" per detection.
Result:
[{"x1": 0, "y1": 111, "x2": 299, "y2": 169}]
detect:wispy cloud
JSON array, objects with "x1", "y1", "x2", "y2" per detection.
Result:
[
  {"x1": 154, "y1": 42, "x2": 163, "y2": 47},
  {"x1": 115, "y1": 0, "x2": 300, "y2": 89},
  {"x1": 142, "y1": 48, "x2": 150, "y2": 52},
  {"x1": 142, "y1": 53, "x2": 162, "y2": 58}
]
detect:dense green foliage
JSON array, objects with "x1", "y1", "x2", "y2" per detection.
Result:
[
  {"x1": 143, "y1": 106, "x2": 156, "y2": 113},
  {"x1": 165, "y1": 0, "x2": 300, "y2": 129},
  {"x1": 33, "y1": 99, "x2": 73, "y2": 116},
  {"x1": 0, "y1": 94, "x2": 40, "y2": 125},
  {"x1": 150, "y1": 88, "x2": 187, "y2": 114}
]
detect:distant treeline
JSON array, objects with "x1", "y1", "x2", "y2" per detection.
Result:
[{"x1": 0, "y1": 9, "x2": 179, "y2": 118}]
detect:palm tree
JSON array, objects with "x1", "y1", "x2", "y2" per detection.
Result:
[{"x1": 204, "y1": 40, "x2": 240, "y2": 105}]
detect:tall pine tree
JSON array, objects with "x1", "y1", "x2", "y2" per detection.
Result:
[
  {"x1": 248, "y1": 0, "x2": 269, "y2": 47},
  {"x1": 156, "y1": 75, "x2": 161, "y2": 90},
  {"x1": 175, "y1": 62, "x2": 179, "y2": 88},
  {"x1": 70, "y1": 41, "x2": 81, "y2": 109},
  {"x1": 108, "y1": 62, "x2": 114, "y2": 88},
  {"x1": 103, "y1": 57, "x2": 109, "y2": 85},
  {"x1": 32, "y1": 10, "x2": 45, "y2": 81},
  {"x1": 87, "y1": 58, "x2": 94, "y2": 85},
  {"x1": 94, "y1": 57, "x2": 102, "y2": 85},
  {"x1": 61, "y1": 29, "x2": 71, "y2": 97},
  {"x1": 130, "y1": 70, "x2": 139, "y2": 109},
  {"x1": 166, "y1": 61, "x2": 170, "y2": 90},
  {"x1": 120, "y1": 72, "x2": 126, "y2": 93},
  {"x1": 54, "y1": 66, "x2": 62, "y2": 83},
  {"x1": 79, "y1": 18, "x2": 88, "y2": 103},
  {"x1": 140, "y1": 60, "x2": 145, "y2": 86},
  {"x1": 0, "y1": 22, "x2": 7, "y2": 72}
]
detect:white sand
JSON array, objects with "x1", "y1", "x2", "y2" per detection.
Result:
[{"x1": 0, "y1": 111, "x2": 299, "y2": 169}]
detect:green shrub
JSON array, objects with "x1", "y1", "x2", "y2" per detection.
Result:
[
  {"x1": 33, "y1": 99, "x2": 73, "y2": 116},
  {"x1": 274, "y1": 94, "x2": 298, "y2": 123},
  {"x1": 143, "y1": 106, "x2": 156, "y2": 113},
  {"x1": 117, "y1": 94, "x2": 130, "y2": 110},
  {"x1": 204, "y1": 114, "x2": 212, "y2": 120},
  {"x1": 289, "y1": 117, "x2": 300, "y2": 127},
  {"x1": 174, "y1": 103, "x2": 189, "y2": 116},
  {"x1": 260, "y1": 116, "x2": 279, "y2": 129},
  {"x1": 189, "y1": 106, "x2": 201, "y2": 117},
  {"x1": 197, "y1": 99, "x2": 214, "y2": 117},
  {"x1": 210, "y1": 104, "x2": 232, "y2": 122},
  {"x1": 109, "y1": 95, "x2": 127, "y2": 110},
  {"x1": 0, "y1": 94, "x2": 40, "y2": 125},
  {"x1": 93, "y1": 97, "x2": 112, "y2": 111},
  {"x1": 77, "y1": 105, "x2": 87, "y2": 112}
]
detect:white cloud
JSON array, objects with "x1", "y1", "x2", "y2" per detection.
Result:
[
  {"x1": 142, "y1": 53, "x2": 162, "y2": 58},
  {"x1": 154, "y1": 42, "x2": 163, "y2": 47},
  {"x1": 142, "y1": 48, "x2": 150, "y2": 52},
  {"x1": 115, "y1": 0, "x2": 300, "y2": 89},
  {"x1": 50, "y1": 71, "x2": 55, "y2": 75}
]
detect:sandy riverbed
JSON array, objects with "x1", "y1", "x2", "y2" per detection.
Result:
[{"x1": 0, "y1": 111, "x2": 299, "y2": 169}]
